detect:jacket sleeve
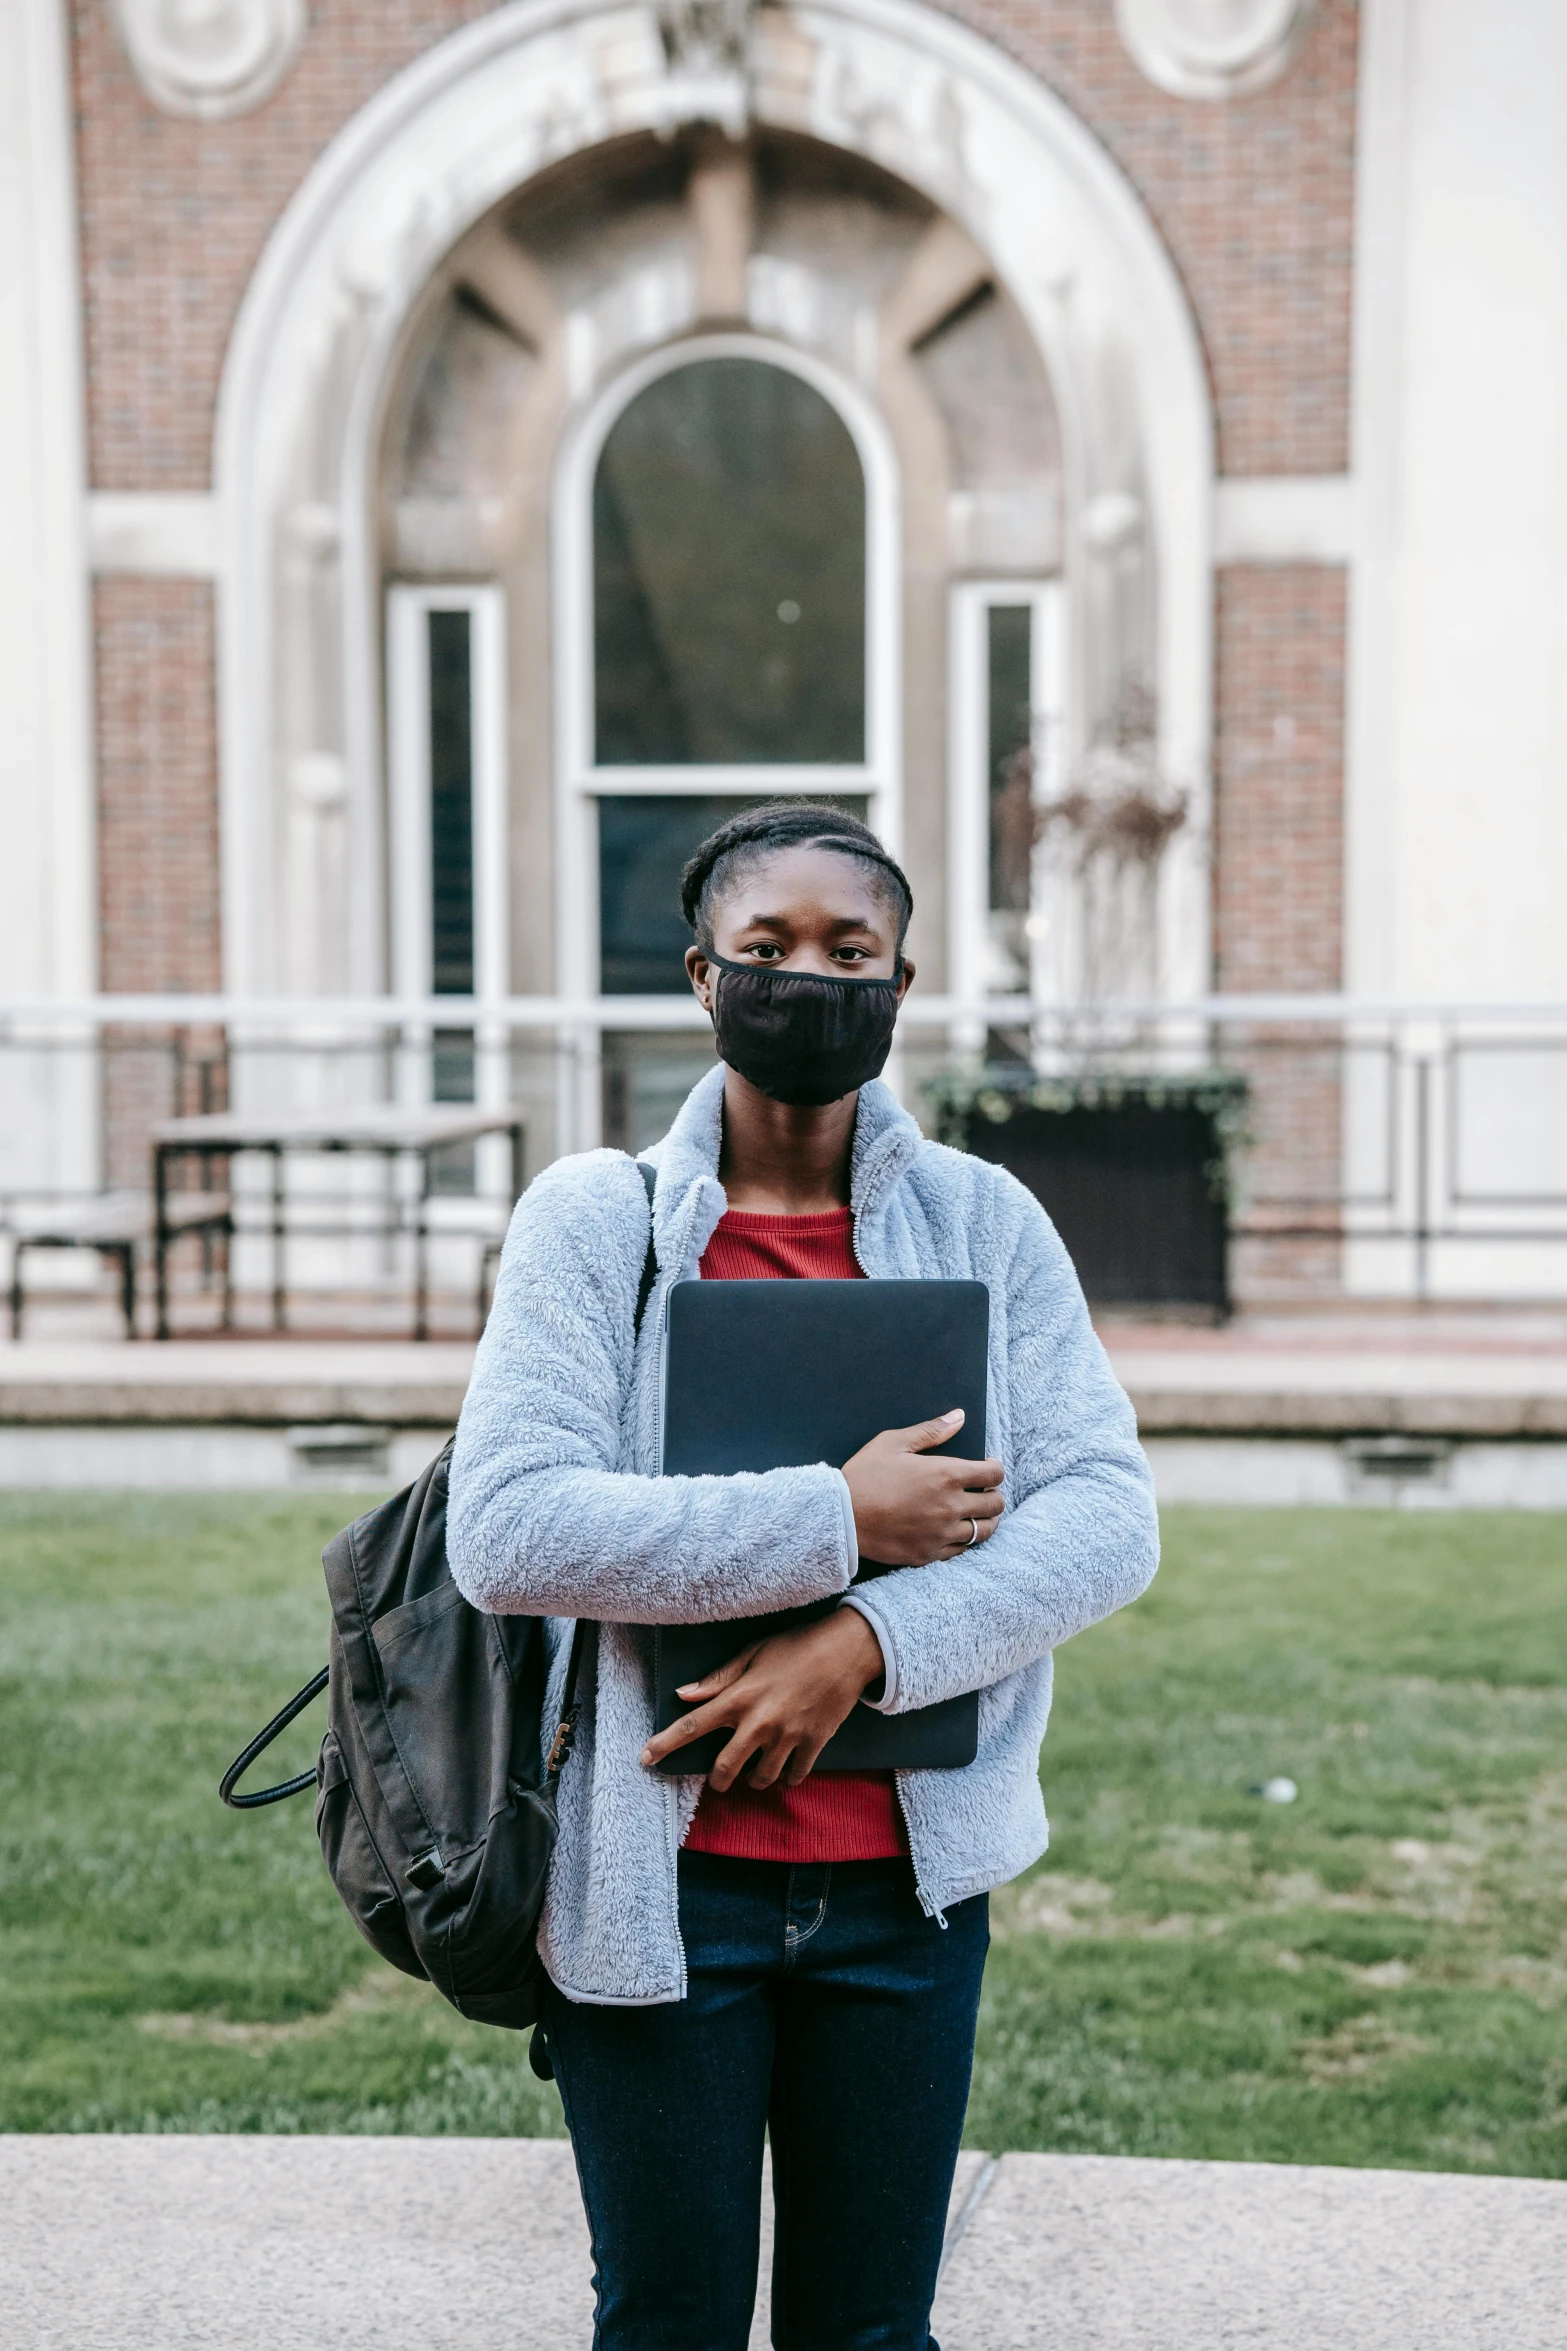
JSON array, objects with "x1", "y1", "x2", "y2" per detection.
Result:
[
  {"x1": 446, "y1": 1153, "x2": 856, "y2": 1623},
  {"x1": 843, "y1": 1180, "x2": 1158, "y2": 1713}
]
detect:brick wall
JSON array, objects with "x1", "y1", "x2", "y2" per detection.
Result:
[
  {"x1": 94, "y1": 578, "x2": 223, "y2": 1181},
  {"x1": 72, "y1": 0, "x2": 497, "y2": 490},
  {"x1": 1214, "y1": 565, "x2": 1345, "y2": 993},
  {"x1": 1214, "y1": 564, "x2": 1346, "y2": 1299},
  {"x1": 942, "y1": 0, "x2": 1357, "y2": 475},
  {"x1": 95, "y1": 578, "x2": 221, "y2": 993},
  {"x1": 73, "y1": 0, "x2": 1358, "y2": 491}
]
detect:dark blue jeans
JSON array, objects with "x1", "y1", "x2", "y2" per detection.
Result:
[{"x1": 541, "y1": 1852, "x2": 989, "y2": 2351}]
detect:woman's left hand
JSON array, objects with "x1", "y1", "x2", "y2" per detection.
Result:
[{"x1": 639, "y1": 1609, "x2": 886, "y2": 1790}]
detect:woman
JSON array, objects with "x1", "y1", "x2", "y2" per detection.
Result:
[{"x1": 448, "y1": 803, "x2": 1158, "y2": 2351}]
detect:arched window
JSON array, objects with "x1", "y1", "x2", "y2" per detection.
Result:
[
  {"x1": 552, "y1": 338, "x2": 899, "y2": 1145},
  {"x1": 592, "y1": 356, "x2": 866, "y2": 765}
]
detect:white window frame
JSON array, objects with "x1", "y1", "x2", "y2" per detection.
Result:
[
  {"x1": 552, "y1": 334, "x2": 902, "y2": 1148},
  {"x1": 948, "y1": 579, "x2": 1067, "y2": 1052},
  {"x1": 385, "y1": 583, "x2": 510, "y2": 1185}
]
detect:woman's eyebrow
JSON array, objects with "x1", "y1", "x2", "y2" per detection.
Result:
[{"x1": 734, "y1": 909, "x2": 882, "y2": 935}]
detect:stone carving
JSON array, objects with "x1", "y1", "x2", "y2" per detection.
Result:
[
  {"x1": 1114, "y1": 0, "x2": 1313, "y2": 100},
  {"x1": 113, "y1": 0, "x2": 305, "y2": 120},
  {"x1": 653, "y1": 0, "x2": 755, "y2": 137}
]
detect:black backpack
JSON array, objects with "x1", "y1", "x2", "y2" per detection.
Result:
[{"x1": 220, "y1": 1163, "x2": 658, "y2": 2042}]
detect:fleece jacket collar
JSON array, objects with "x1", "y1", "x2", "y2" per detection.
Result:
[{"x1": 640, "y1": 1062, "x2": 927, "y2": 1279}]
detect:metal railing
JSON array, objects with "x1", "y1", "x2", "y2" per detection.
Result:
[{"x1": 0, "y1": 993, "x2": 1563, "y2": 1316}]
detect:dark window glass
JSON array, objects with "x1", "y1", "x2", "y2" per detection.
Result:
[
  {"x1": 594, "y1": 359, "x2": 866, "y2": 765},
  {"x1": 428, "y1": 608, "x2": 475, "y2": 1185},
  {"x1": 429, "y1": 608, "x2": 474, "y2": 995},
  {"x1": 598, "y1": 793, "x2": 869, "y2": 995},
  {"x1": 987, "y1": 605, "x2": 1033, "y2": 916}
]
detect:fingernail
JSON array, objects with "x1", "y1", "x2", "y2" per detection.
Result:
[
  {"x1": 676, "y1": 1682, "x2": 701, "y2": 1697},
  {"x1": 639, "y1": 1749, "x2": 653, "y2": 1766},
  {"x1": 941, "y1": 1409, "x2": 964, "y2": 1426}
]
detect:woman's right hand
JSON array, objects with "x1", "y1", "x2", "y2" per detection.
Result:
[{"x1": 841, "y1": 1410, "x2": 1004, "y2": 1564}]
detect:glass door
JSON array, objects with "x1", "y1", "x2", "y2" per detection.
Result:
[
  {"x1": 948, "y1": 581, "x2": 1066, "y2": 1055},
  {"x1": 386, "y1": 584, "x2": 508, "y2": 1186}
]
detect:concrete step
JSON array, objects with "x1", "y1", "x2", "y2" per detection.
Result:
[
  {"x1": 1, "y1": 1310, "x2": 1565, "y2": 1499},
  {"x1": 3, "y1": 2134, "x2": 1562, "y2": 2350}
]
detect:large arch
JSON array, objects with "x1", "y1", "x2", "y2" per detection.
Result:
[{"x1": 213, "y1": 0, "x2": 1214, "y2": 1006}]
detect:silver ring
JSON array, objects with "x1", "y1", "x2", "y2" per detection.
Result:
[{"x1": 965, "y1": 1516, "x2": 980, "y2": 1547}]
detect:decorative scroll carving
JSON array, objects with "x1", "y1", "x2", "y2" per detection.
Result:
[
  {"x1": 114, "y1": 0, "x2": 305, "y2": 120},
  {"x1": 652, "y1": 0, "x2": 755, "y2": 136},
  {"x1": 1114, "y1": 0, "x2": 1313, "y2": 100}
]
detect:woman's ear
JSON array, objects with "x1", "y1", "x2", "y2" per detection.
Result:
[
  {"x1": 686, "y1": 944, "x2": 716, "y2": 1015},
  {"x1": 895, "y1": 956, "x2": 916, "y2": 1002}
]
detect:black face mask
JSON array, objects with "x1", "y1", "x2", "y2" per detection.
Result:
[{"x1": 705, "y1": 953, "x2": 904, "y2": 1106}]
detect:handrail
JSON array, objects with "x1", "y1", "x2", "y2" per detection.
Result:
[{"x1": 0, "y1": 994, "x2": 1565, "y2": 1028}]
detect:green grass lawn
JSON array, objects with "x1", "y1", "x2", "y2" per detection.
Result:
[{"x1": 1, "y1": 1494, "x2": 1564, "y2": 2172}]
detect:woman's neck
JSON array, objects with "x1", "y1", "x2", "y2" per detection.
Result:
[{"x1": 716, "y1": 1068, "x2": 857, "y2": 1213}]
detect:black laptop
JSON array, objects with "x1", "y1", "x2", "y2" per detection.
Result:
[{"x1": 652, "y1": 1277, "x2": 990, "y2": 1775}]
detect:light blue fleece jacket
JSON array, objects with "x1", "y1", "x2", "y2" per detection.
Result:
[{"x1": 447, "y1": 1064, "x2": 1158, "y2": 2004}]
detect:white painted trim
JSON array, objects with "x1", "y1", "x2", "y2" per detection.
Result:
[
  {"x1": 1214, "y1": 476, "x2": 1355, "y2": 566},
  {"x1": 385, "y1": 593, "x2": 434, "y2": 1009},
  {"x1": 1115, "y1": 0, "x2": 1315, "y2": 101},
  {"x1": 87, "y1": 492, "x2": 221, "y2": 576},
  {"x1": 111, "y1": 0, "x2": 305, "y2": 121},
  {"x1": 385, "y1": 585, "x2": 510, "y2": 1143},
  {"x1": 1344, "y1": 0, "x2": 1411, "y2": 1006},
  {"x1": 0, "y1": 0, "x2": 96, "y2": 1002},
  {"x1": 0, "y1": 0, "x2": 98, "y2": 1188},
  {"x1": 386, "y1": 583, "x2": 510, "y2": 1003}
]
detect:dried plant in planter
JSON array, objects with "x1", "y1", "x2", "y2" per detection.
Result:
[{"x1": 1033, "y1": 685, "x2": 1188, "y2": 1003}]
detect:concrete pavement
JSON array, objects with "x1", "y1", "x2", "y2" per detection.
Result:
[{"x1": 3, "y1": 2134, "x2": 1563, "y2": 2350}]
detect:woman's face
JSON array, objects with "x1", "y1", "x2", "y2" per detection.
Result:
[{"x1": 684, "y1": 844, "x2": 914, "y2": 1013}]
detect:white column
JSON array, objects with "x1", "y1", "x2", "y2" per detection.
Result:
[
  {"x1": 0, "y1": 0, "x2": 98, "y2": 1192},
  {"x1": 1348, "y1": 0, "x2": 1567, "y2": 1294},
  {"x1": 1350, "y1": 0, "x2": 1567, "y2": 1005}
]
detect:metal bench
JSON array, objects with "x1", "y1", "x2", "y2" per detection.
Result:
[{"x1": 8, "y1": 1189, "x2": 232, "y2": 1340}]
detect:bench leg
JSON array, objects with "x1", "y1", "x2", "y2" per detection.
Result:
[
  {"x1": 113, "y1": 1242, "x2": 137, "y2": 1341},
  {"x1": 155, "y1": 1146, "x2": 171, "y2": 1340}
]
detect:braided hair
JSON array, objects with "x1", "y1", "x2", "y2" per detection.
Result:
[{"x1": 680, "y1": 802, "x2": 913, "y2": 954}]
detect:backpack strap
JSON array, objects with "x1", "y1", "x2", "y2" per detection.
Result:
[
  {"x1": 632, "y1": 1157, "x2": 660, "y2": 1336},
  {"x1": 548, "y1": 1159, "x2": 660, "y2": 1779}
]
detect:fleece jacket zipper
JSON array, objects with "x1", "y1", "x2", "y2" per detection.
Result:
[{"x1": 852, "y1": 1191, "x2": 947, "y2": 1928}]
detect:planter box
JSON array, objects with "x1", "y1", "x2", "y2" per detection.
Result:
[{"x1": 930, "y1": 1074, "x2": 1245, "y2": 1316}]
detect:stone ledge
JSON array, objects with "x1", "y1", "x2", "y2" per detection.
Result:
[
  {"x1": 1, "y1": 1334, "x2": 1564, "y2": 1443},
  {"x1": 0, "y1": 1342, "x2": 474, "y2": 1427},
  {"x1": 0, "y1": 1381, "x2": 473, "y2": 1426},
  {"x1": 1126, "y1": 1384, "x2": 1567, "y2": 1438}
]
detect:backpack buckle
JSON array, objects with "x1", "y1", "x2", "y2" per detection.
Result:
[
  {"x1": 545, "y1": 1710, "x2": 578, "y2": 1775},
  {"x1": 405, "y1": 1847, "x2": 445, "y2": 1890}
]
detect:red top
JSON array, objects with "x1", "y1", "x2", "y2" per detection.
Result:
[{"x1": 683, "y1": 1206, "x2": 907, "y2": 1864}]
